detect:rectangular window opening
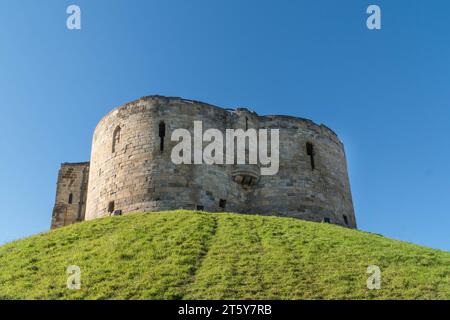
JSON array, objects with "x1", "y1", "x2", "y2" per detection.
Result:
[
  {"x1": 108, "y1": 201, "x2": 115, "y2": 214},
  {"x1": 159, "y1": 122, "x2": 166, "y2": 152},
  {"x1": 306, "y1": 142, "x2": 315, "y2": 170}
]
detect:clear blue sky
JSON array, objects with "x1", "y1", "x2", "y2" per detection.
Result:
[{"x1": 0, "y1": 0, "x2": 449, "y2": 251}]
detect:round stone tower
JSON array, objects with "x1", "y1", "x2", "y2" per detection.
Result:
[{"x1": 84, "y1": 95, "x2": 356, "y2": 228}]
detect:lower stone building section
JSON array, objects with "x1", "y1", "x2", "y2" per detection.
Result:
[{"x1": 51, "y1": 162, "x2": 90, "y2": 229}]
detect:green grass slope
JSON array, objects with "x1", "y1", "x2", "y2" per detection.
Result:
[{"x1": 0, "y1": 211, "x2": 448, "y2": 300}]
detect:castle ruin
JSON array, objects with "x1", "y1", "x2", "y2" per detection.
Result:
[{"x1": 51, "y1": 95, "x2": 356, "y2": 229}]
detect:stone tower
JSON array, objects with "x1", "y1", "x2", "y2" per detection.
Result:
[
  {"x1": 51, "y1": 95, "x2": 356, "y2": 229},
  {"x1": 51, "y1": 162, "x2": 89, "y2": 229}
]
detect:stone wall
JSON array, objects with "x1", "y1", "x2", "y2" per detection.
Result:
[
  {"x1": 51, "y1": 162, "x2": 89, "y2": 229},
  {"x1": 81, "y1": 96, "x2": 356, "y2": 228}
]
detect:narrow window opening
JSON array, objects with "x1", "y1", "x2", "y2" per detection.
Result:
[
  {"x1": 112, "y1": 126, "x2": 121, "y2": 153},
  {"x1": 68, "y1": 193, "x2": 73, "y2": 204},
  {"x1": 343, "y1": 215, "x2": 349, "y2": 225},
  {"x1": 196, "y1": 205, "x2": 204, "y2": 211},
  {"x1": 159, "y1": 121, "x2": 166, "y2": 152},
  {"x1": 108, "y1": 201, "x2": 115, "y2": 214},
  {"x1": 306, "y1": 142, "x2": 315, "y2": 170},
  {"x1": 245, "y1": 117, "x2": 248, "y2": 131},
  {"x1": 219, "y1": 199, "x2": 226, "y2": 209},
  {"x1": 323, "y1": 217, "x2": 331, "y2": 224}
]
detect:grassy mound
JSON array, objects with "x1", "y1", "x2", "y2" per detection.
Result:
[{"x1": 0, "y1": 211, "x2": 448, "y2": 300}]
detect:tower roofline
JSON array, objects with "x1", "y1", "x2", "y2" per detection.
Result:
[{"x1": 93, "y1": 95, "x2": 341, "y2": 141}]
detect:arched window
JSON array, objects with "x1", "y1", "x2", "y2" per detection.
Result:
[
  {"x1": 112, "y1": 126, "x2": 121, "y2": 153},
  {"x1": 306, "y1": 142, "x2": 315, "y2": 170},
  {"x1": 68, "y1": 193, "x2": 73, "y2": 204},
  {"x1": 159, "y1": 121, "x2": 166, "y2": 152}
]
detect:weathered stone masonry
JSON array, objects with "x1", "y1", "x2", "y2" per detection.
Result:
[
  {"x1": 51, "y1": 95, "x2": 356, "y2": 229},
  {"x1": 51, "y1": 162, "x2": 89, "y2": 229}
]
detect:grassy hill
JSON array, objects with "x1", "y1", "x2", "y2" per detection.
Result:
[{"x1": 0, "y1": 210, "x2": 448, "y2": 300}]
